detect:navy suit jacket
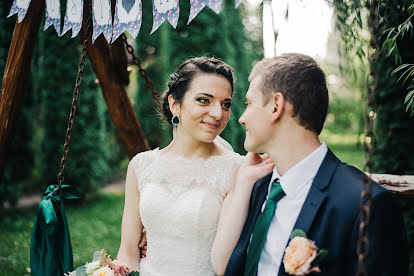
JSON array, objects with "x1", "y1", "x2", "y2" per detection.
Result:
[{"x1": 225, "y1": 149, "x2": 409, "y2": 276}]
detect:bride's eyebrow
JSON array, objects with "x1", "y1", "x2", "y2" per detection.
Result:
[
  {"x1": 197, "y1": 93, "x2": 214, "y2": 98},
  {"x1": 197, "y1": 93, "x2": 232, "y2": 102}
]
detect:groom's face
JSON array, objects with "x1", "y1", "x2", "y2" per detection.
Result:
[{"x1": 239, "y1": 76, "x2": 274, "y2": 153}]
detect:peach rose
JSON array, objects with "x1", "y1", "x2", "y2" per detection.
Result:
[{"x1": 283, "y1": 237, "x2": 321, "y2": 275}]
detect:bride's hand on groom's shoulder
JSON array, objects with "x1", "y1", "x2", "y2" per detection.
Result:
[{"x1": 237, "y1": 152, "x2": 275, "y2": 184}]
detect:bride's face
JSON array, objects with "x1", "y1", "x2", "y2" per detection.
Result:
[{"x1": 173, "y1": 73, "x2": 233, "y2": 143}]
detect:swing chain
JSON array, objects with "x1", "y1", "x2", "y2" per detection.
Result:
[
  {"x1": 356, "y1": 0, "x2": 379, "y2": 275},
  {"x1": 121, "y1": 34, "x2": 160, "y2": 107},
  {"x1": 56, "y1": 5, "x2": 93, "y2": 195},
  {"x1": 363, "y1": 0, "x2": 379, "y2": 173},
  {"x1": 356, "y1": 174, "x2": 373, "y2": 276}
]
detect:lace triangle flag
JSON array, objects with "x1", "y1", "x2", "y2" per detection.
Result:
[
  {"x1": 61, "y1": 0, "x2": 83, "y2": 38},
  {"x1": 151, "y1": 0, "x2": 179, "y2": 35},
  {"x1": 7, "y1": 0, "x2": 31, "y2": 23},
  {"x1": 112, "y1": 0, "x2": 142, "y2": 43},
  {"x1": 187, "y1": 0, "x2": 223, "y2": 25},
  {"x1": 92, "y1": 0, "x2": 113, "y2": 43},
  {"x1": 44, "y1": 0, "x2": 61, "y2": 35}
]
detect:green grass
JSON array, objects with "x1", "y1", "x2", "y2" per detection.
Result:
[
  {"x1": 0, "y1": 193, "x2": 125, "y2": 275},
  {"x1": 0, "y1": 132, "x2": 364, "y2": 275}
]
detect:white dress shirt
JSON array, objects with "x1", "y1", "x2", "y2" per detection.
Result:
[{"x1": 257, "y1": 143, "x2": 328, "y2": 276}]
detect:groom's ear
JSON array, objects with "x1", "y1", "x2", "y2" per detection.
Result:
[{"x1": 270, "y1": 92, "x2": 285, "y2": 123}]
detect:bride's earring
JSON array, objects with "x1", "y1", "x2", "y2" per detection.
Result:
[{"x1": 171, "y1": 115, "x2": 180, "y2": 126}]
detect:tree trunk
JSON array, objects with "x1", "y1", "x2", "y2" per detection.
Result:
[{"x1": 0, "y1": 0, "x2": 44, "y2": 182}]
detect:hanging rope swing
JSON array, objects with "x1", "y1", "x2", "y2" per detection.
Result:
[{"x1": 29, "y1": 3, "x2": 159, "y2": 274}]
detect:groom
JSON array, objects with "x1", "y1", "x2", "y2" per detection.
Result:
[{"x1": 224, "y1": 53, "x2": 409, "y2": 275}]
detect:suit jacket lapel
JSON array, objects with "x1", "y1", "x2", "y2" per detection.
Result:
[
  {"x1": 279, "y1": 150, "x2": 340, "y2": 276},
  {"x1": 292, "y1": 149, "x2": 340, "y2": 234}
]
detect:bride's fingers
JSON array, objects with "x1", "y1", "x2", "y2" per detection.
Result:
[
  {"x1": 259, "y1": 153, "x2": 271, "y2": 161},
  {"x1": 245, "y1": 152, "x2": 262, "y2": 164},
  {"x1": 139, "y1": 229, "x2": 147, "y2": 248},
  {"x1": 262, "y1": 158, "x2": 274, "y2": 164}
]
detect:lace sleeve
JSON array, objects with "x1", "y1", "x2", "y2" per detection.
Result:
[
  {"x1": 219, "y1": 152, "x2": 245, "y2": 196},
  {"x1": 130, "y1": 149, "x2": 158, "y2": 191}
]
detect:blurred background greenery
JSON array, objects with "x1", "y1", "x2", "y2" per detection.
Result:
[{"x1": 1, "y1": 0, "x2": 414, "y2": 275}]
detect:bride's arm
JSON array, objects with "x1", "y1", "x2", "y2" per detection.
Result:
[
  {"x1": 211, "y1": 153, "x2": 274, "y2": 275},
  {"x1": 117, "y1": 161, "x2": 143, "y2": 272}
]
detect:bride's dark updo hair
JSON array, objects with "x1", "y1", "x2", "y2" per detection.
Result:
[{"x1": 161, "y1": 57, "x2": 235, "y2": 125}]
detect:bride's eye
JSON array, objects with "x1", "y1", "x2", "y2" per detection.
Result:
[
  {"x1": 222, "y1": 102, "x2": 232, "y2": 110},
  {"x1": 196, "y1": 97, "x2": 210, "y2": 104}
]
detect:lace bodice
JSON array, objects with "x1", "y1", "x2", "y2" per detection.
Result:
[{"x1": 130, "y1": 148, "x2": 244, "y2": 276}]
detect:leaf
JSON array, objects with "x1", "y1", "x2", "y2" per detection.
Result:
[
  {"x1": 403, "y1": 67, "x2": 414, "y2": 84},
  {"x1": 311, "y1": 249, "x2": 328, "y2": 267},
  {"x1": 129, "y1": 271, "x2": 140, "y2": 276},
  {"x1": 392, "y1": 63, "x2": 412, "y2": 74},
  {"x1": 75, "y1": 266, "x2": 87, "y2": 276},
  {"x1": 290, "y1": 229, "x2": 307, "y2": 240},
  {"x1": 406, "y1": 96, "x2": 414, "y2": 112},
  {"x1": 93, "y1": 250, "x2": 101, "y2": 261},
  {"x1": 397, "y1": 65, "x2": 414, "y2": 83},
  {"x1": 405, "y1": 90, "x2": 414, "y2": 104}
]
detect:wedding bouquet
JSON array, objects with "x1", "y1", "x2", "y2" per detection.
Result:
[{"x1": 65, "y1": 249, "x2": 139, "y2": 276}]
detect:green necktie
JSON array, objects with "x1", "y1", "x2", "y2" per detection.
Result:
[{"x1": 244, "y1": 179, "x2": 285, "y2": 276}]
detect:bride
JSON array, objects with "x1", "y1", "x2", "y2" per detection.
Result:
[{"x1": 116, "y1": 57, "x2": 273, "y2": 275}]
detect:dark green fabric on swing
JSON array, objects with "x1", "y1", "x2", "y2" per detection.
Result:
[{"x1": 30, "y1": 184, "x2": 79, "y2": 276}]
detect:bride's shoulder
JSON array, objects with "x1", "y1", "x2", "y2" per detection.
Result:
[{"x1": 130, "y1": 148, "x2": 160, "y2": 167}]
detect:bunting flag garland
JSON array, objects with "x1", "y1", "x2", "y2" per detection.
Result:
[
  {"x1": 235, "y1": 0, "x2": 242, "y2": 8},
  {"x1": 61, "y1": 0, "x2": 83, "y2": 38},
  {"x1": 151, "y1": 0, "x2": 180, "y2": 35},
  {"x1": 92, "y1": 0, "x2": 112, "y2": 43},
  {"x1": 6, "y1": 0, "x2": 244, "y2": 41},
  {"x1": 44, "y1": 0, "x2": 61, "y2": 35},
  {"x1": 112, "y1": 0, "x2": 142, "y2": 43},
  {"x1": 187, "y1": 0, "x2": 223, "y2": 25},
  {"x1": 7, "y1": 0, "x2": 31, "y2": 23}
]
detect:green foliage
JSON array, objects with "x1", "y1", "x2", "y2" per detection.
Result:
[
  {"x1": 331, "y1": 0, "x2": 368, "y2": 61},
  {"x1": 38, "y1": 29, "x2": 110, "y2": 196},
  {"x1": 325, "y1": 95, "x2": 364, "y2": 134},
  {"x1": 381, "y1": 2, "x2": 414, "y2": 115}
]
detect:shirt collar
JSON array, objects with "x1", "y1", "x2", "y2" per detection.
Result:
[{"x1": 270, "y1": 143, "x2": 328, "y2": 198}]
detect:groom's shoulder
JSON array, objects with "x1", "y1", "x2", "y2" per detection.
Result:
[{"x1": 329, "y1": 159, "x2": 391, "y2": 203}]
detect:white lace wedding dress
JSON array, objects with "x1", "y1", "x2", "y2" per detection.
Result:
[{"x1": 130, "y1": 147, "x2": 243, "y2": 276}]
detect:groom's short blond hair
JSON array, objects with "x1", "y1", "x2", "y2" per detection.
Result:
[{"x1": 249, "y1": 53, "x2": 329, "y2": 134}]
